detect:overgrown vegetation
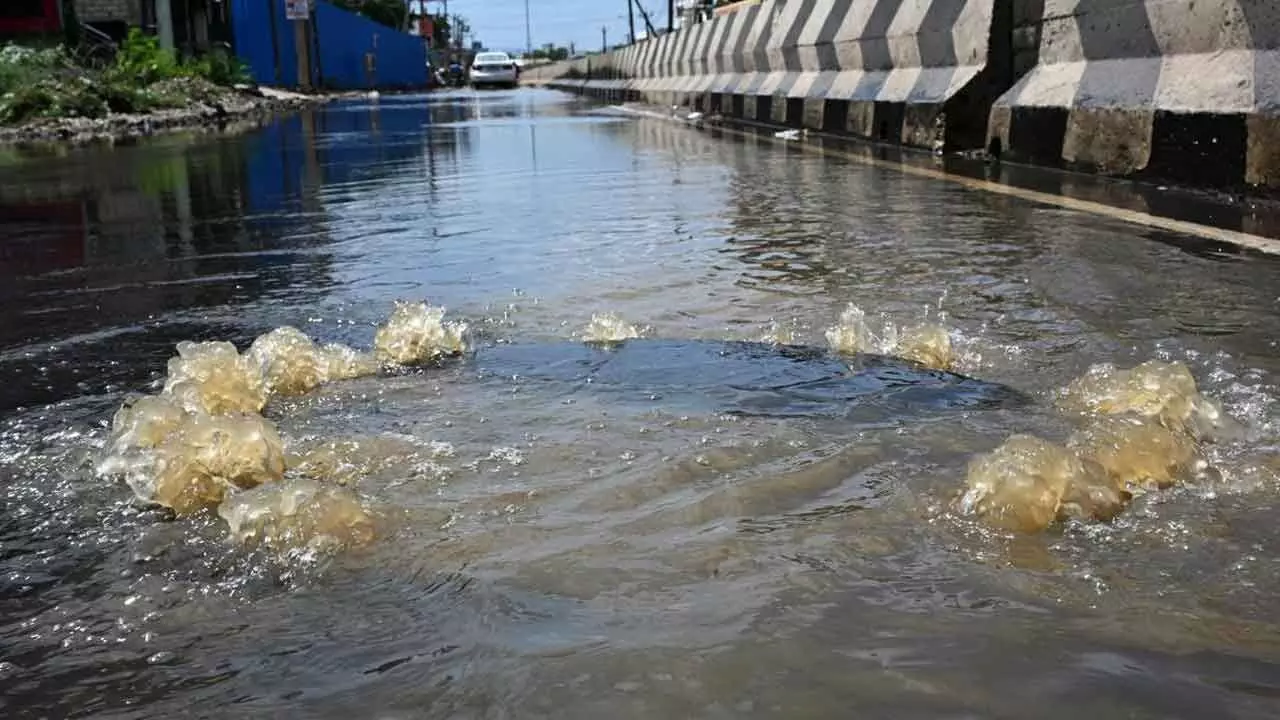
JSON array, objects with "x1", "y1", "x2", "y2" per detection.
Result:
[{"x1": 0, "y1": 29, "x2": 252, "y2": 126}]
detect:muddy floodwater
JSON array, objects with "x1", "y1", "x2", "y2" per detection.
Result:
[{"x1": 4, "y1": 89, "x2": 1280, "y2": 719}]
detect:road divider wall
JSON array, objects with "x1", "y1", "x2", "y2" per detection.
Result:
[
  {"x1": 527, "y1": 0, "x2": 1010, "y2": 153},
  {"x1": 523, "y1": 0, "x2": 1280, "y2": 192},
  {"x1": 989, "y1": 0, "x2": 1280, "y2": 189}
]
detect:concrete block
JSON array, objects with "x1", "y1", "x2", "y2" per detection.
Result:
[
  {"x1": 802, "y1": 98, "x2": 824, "y2": 130},
  {"x1": 532, "y1": 0, "x2": 1004, "y2": 151},
  {"x1": 1011, "y1": 25, "x2": 1039, "y2": 53},
  {"x1": 1247, "y1": 115, "x2": 1280, "y2": 187},
  {"x1": 846, "y1": 101, "x2": 876, "y2": 138},
  {"x1": 1011, "y1": 0, "x2": 1046, "y2": 28},
  {"x1": 1062, "y1": 107, "x2": 1154, "y2": 176},
  {"x1": 987, "y1": 104, "x2": 1012, "y2": 156},
  {"x1": 991, "y1": 0, "x2": 1280, "y2": 189},
  {"x1": 769, "y1": 95, "x2": 787, "y2": 125}
]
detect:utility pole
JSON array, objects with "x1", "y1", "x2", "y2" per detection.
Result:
[
  {"x1": 524, "y1": 0, "x2": 532, "y2": 56},
  {"x1": 601, "y1": 26, "x2": 607, "y2": 54},
  {"x1": 636, "y1": 1, "x2": 657, "y2": 38},
  {"x1": 627, "y1": 0, "x2": 635, "y2": 43},
  {"x1": 285, "y1": 0, "x2": 313, "y2": 91},
  {"x1": 667, "y1": 0, "x2": 674, "y2": 33}
]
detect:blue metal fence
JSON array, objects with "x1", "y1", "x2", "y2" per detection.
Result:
[{"x1": 229, "y1": 0, "x2": 427, "y2": 90}]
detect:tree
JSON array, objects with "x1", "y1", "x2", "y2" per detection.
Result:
[
  {"x1": 332, "y1": 0, "x2": 410, "y2": 30},
  {"x1": 529, "y1": 44, "x2": 570, "y2": 62}
]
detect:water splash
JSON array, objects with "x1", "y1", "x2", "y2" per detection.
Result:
[
  {"x1": 122, "y1": 412, "x2": 287, "y2": 516},
  {"x1": 162, "y1": 341, "x2": 269, "y2": 415},
  {"x1": 757, "y1": 318, "x2": 802, "y2": 346},
  {"x1": 1067, "y1": 416, "x2": 1200, "y2": 492},
  {"x1": 824, "y1": 303, "x2": 955, "y2": 371},
  {"x1": 218, "y1": 478, "x2": 375, "y2": 553},
  {"x1": 957, "y1": 360, "x2": 1235, "y2": 534},
  {"x1": 247, "y1": 326, "x2": 379, "y2": 396},
  {"x1": 103, "y1": 394, "x2": 188, "y2": 454},
  {"x1": 94, "y1": 301, "x2": 470, "y2": 551},
  {"x1": 958, "y1": 434, "x2": 1113, "y2": 533},
  {"x1": 318, "y1": 342, "x2": 382, "y2": 381},
  {"x1": 580, "y1": 312, "x2": 648, "y2": 343},
  {"x1": 1055, "y1": 359, "x2": 1235, "y2": 440},
  {"x1": 373, "y1": 300, "x2": 469, "y2": 365}
]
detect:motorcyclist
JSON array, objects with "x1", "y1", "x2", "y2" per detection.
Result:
[{"x1": 447, "y1": 54, "x2": 464, "y2": 87}]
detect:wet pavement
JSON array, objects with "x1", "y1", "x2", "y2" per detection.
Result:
[{"x1": 3, "y1": 88, "x2": 1280, "y2": 719}]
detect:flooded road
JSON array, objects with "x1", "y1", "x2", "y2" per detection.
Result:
[{"x1": 3, "y1": 88, "x2": 1280, "y2": 719}]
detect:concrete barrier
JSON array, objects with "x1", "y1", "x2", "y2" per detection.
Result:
[
  {"x1": 527, "y1": 0, "x2": 1280, "y2": 192},
  {"x1": 534, "y1": 0, "x2": 1012, "y2": 152},
  {"x1": 989, "y1": 0, "x2": 1280, "y2": 188}
]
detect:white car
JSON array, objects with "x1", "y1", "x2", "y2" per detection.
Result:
[{"x1": 469, "y1": 52, "x2": 519, "y2": 89}]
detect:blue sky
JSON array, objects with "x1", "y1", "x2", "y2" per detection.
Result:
[{"x1": 420, "y1": 0, "x2": 666, "y2": 54}]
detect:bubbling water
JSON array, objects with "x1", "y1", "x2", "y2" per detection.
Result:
[
  {"x1": 247, "y1": 326, "x2": 380, "y2": 396},
  {"x1": 957, "y1": 434, "x2": 1110, "y2": 533},
  {"x1": 824, "y1": 303, "x2": 956, "y2": 371},
  {"x1": 956, "y1": 359, "x2": 1233, "y2": 533},
  {"x1": 95, "y1": 300, "x2": 471, "y2": 554},
  {"x1": 163, "y1": 340, "x2": 269, "y2": 415},
  {"x1": 580, "y1": 312, "x2": 648, "y2": 343},
  {"x1": 144, "y1": 412, "x2": 288, "y2": 516},
  {"x1": 1055, "y1": 359, "x2": 1236, "y2": 441},
  {"x1": 218, "y1": 478, "x2": 376, "y2": 554},
  {"x1": 1067, "y1": 416, "x2": 1200, "y2": 492},
  {"x1": 373, "y1": 301, "x2": 469, "y2": 365}
]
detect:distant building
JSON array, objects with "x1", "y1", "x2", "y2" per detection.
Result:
[
  {"x1": 677, "y1": 0, "x2": 712, "y2": 28},
  {"x1": 0, "y1": 0, "x2": 227, "y2": 55}
]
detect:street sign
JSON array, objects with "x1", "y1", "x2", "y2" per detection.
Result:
[{"x1": 285, "y1": 0, "x2": 310, "y2": 20}]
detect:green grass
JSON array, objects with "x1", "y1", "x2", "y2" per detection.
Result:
[{"x1": 0, "y1": 30, "x2": 253, "y2": 126}]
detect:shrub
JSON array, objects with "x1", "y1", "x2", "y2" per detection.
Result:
[
  {"x1": 0, "y1": 31, "x2": 253, "y2": 126},
  {"x1": 184, "y1": 50, "x2": 251, "y2": 86},
  {"x1": 0, "y1": 45, "x2": 74, "y2": 95},
  {"x1": 0, "y1": 78, "x2": 110, "y2": 124},
  {"x1": 113, "y1": 28, "x2": 183, "y2": 85}
]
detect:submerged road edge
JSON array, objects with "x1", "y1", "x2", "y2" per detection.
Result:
[{"x1": 606, "y1": 104, "x2": 1280, "y2": 257}]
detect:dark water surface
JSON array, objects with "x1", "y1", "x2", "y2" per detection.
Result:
[{"x1": 3, "y1": 89, "x2": 1280, "y2": 719}]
